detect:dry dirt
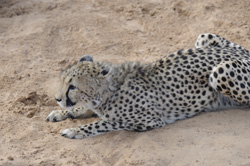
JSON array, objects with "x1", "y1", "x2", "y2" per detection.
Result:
[{"x1": 1, "y1": 0, "x2": 250, "y2": 165}]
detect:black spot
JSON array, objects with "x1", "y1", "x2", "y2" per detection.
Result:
[
  {"x1": 240, "y1": 83, "x2": 245, "y2": 89},
  {"x1": 208, "y1": 34, "x2": 213, "y2": 39},
  {"x1": 230, "y1": 71, "x2": 235, "y2": 77},
  {"x1": 192, "y1": 54, "x2": 197, "y2": 58},
  {"x1": 181, "y1": 55, "x2": 187, "y2": 60},
  {"x1": 201, "y1": 100, "x2": 206, "y2": 105},
  {"x1": 221, "y1": 84, "x2": 227, "y2": 89},
  {"x1": 237, "y1": 75, "x2": 242, "y2": 81},
  {"x1": 188, "y1": 49, "x2": 193, "y2": 55},
  {"x1": 92, "y1": 101, "x2": 97, "y2": 106},
  {"x1": 242, "y1": 69, "x2": 247, "y2": 74},
  {"x1": 233, "y1": 90, "x2": 238, "y2": 95},
  {"x1": 169, "y1": 54, "x2": 175, "y2": 57},
  {"x1": 194, "y1": 109, "x2": 200, "y2": 113},
  {"x1": 228, "y1": 81, "x2": 234, "y2": 87},
  {"x1": 218, "y1": 67, "x2": 224, "y2": 74},
  {"x1": 221, "y1": 77, "x2": 226, "y2": 82},
  {"x1": 217, "y1": 85, "x2": 222, "y2": 91},
  {"x1": 213, "y1": 72, "x2": 218, "y2": 78},
  {"x1": 185, "y1": 71, "x2": 190, "y2": 75},
  {"x1": 232, "y1": 63, "x2": 237, "y2": 68}
]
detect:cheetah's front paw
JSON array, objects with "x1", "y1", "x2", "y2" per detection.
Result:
[
  {"x1": 46, "y1": 110, "x2": 69, "y2": 122},
  {"x1": 61, "y1": 128, "x2": 86, "y2": 139}
]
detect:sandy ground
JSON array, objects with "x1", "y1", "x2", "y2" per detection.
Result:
[{"x1": 1, "y1": 0, "x2": 250, "y2": 165}]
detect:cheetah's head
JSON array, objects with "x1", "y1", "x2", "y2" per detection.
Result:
[{"x1": 55, "y1": 55, "x2": 113, "y2": 110}]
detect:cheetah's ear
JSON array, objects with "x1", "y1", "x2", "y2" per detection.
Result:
[
  {"x1": 100, "y1": 67, "x2": 113, "y2": 78},
  {"x1": 101, "y1": 68, "x2": 110, "y2": 76},
  {"x1": 79, "y1": 54, "x2": 93, "y2": 62}
]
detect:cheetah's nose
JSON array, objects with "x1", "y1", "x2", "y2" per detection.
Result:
[{"x1": 55, "y1": 97, "x2": 62, "y2": 102}]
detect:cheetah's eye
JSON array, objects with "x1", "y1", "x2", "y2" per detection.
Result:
[{"x1": 69, "y1": 85, "x2": 77, "y2": 90}]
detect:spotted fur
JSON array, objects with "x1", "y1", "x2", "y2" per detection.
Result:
[{"x1": 47, "y1": 33, "x2": 250, "y2": 139}]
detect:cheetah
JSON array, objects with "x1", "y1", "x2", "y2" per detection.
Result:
[{"x1": 47, "y1": 33, "x2": 250, "y2": 139}]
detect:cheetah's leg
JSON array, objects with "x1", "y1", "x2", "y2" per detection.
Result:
[
  {"x1": 46, "y1": 106, "x2": 96, "y2": 122},
  {"x1": 209, "y1": 60, "x2": 250, "y2": 105},
  {"x1": 61, "y1": 120, "x2": 125, "y2": 139},
  {"x1": 195, "y1": 33, "x2": 249, "y2": 55},
  {"x1": 61, "y1": 118, "x2": 166, "y2": 139},
  {"x1": 128, "y1": 118, "x2": 166, "y2": 132}
]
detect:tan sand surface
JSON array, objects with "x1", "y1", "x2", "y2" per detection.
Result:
[{"x1": 1, "y1": 0, "x2": 250, "y2": 165}]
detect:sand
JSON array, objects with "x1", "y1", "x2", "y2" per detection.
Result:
[{"x1": 1, "y1": 0, "x2": 250, "y2": 165}]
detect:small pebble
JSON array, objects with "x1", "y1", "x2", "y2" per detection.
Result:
[{"x1": 8, "y1": 156, "x2": 14, "y2": 161}]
